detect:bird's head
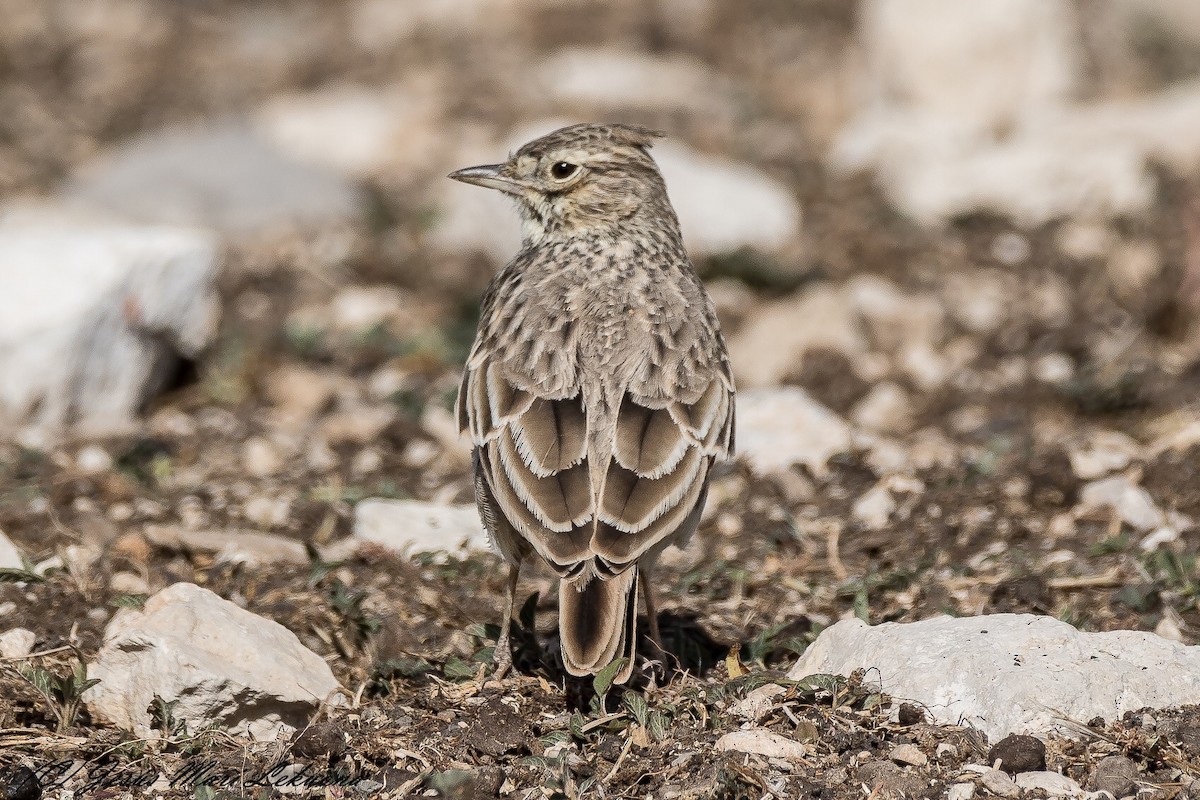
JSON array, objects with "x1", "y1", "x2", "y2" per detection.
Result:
[{"x1": 448, "y1": 122, "x2": 678, "y2": 243}]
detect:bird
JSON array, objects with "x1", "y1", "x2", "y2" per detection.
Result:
[{"x1": 449, "y1": 122, "x2": 735, "y2": 684}]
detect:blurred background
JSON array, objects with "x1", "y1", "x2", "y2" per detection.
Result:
[{"x1": 2, "y1": 0, "x2": 1200, "y2": 682}]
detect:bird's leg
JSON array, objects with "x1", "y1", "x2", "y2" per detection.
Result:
[
  {"x1": 493, "y1": 562, "x2": 521, "y2": 680},
  {"x1": 640, "y1": 571, "x2": 664, "y2": 654}
]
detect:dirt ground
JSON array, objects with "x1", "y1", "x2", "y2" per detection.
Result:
[{"x1": 2, "y1": 1, "x2": 1200, "y2": 798}]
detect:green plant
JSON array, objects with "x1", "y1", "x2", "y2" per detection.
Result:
[{"x1": 17, "y1": 653, "x2": 100, "y2": 732}]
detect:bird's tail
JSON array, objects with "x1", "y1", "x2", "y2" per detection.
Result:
[{"x1": 559, "y1": 565, "x2": 638, "y2": 683}]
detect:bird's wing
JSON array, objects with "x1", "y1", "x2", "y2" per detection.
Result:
[
  {"x1": 591, "y1": 314, "x2": 735, "y2": 570},
  {"x1": 457, "y1": 340, "x2": 600, "y2": 573}
]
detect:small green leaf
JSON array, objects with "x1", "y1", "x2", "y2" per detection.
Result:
[
  {"x1": 647, "y1": 709, "x2": 670, "y2": 741},
  {"x1": 622, "y1": 692, "x2": 649, "y2": 727},
  {"x1": 568, "y1": 712, "x2": 587, "y2": 739},
  {"x1": 853, "y1": 583, "x2": 870, "y2": 623},
  {"x1": 442, "y1": 656, "x2": 477, "y2": 680},
  {"x1": 0, "y1": 567, "x2": 44, "y2": 584},
  {"x1": 794, "y1": 673, "x2": 846, "y2": 695},
  {"x1": 592, "y1": 658, "x2": 628, "y2": 701}
]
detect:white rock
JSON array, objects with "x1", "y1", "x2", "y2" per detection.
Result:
[
  {"x1": 85, "y1": 582, "x2": 343, "y2": 740},
  {"x1": 256, "y1": 84, "x2": 443, "y2": 178},
  {"x1": 880, "y1": 136, "x2": 1153, "y2": 227},
  {"x1": 729, "y1": 284, "x2": 866, "y2": 388},
  {"x1": 0, "y1": 628, "x2": 36, "y2": 659},
  {"x1": 852, "y1": 484, "x2": 895, "y2": 531},
  {"x1": 890, "y1": 743, "x2": 927, "y2": 767},
  {"x1": 143, "y1": 525, "x2": 317, "y2": 567},
  {"x1": 350, "y1": 0, "x2": 523, "y2": 49},
  {"x1": 654, "y1": 141, "x2": 801, "y2": 257},
  {"x1": 947, "y1": 783, "x2": 975, "y2": 800},
  {"x1": 1107, "y1": 240, "x2": 1161, "y2": 298},
  {"x1": 330, "y1": 286, "x2": 405, "y2": 331},
  {"x1": 75, "y1": 445, "x2": 114, "y2": 475},
  {"x1": 353, "y1": 500, "x2": 490, "y2": 559},
  {"x1": 243, "y1": 437, "x2": 283, "y2": 478},
  {"x1": 847, "y1": 276, "x2": 944, "y2": 351},
  {"x1": 242, "y1": 495, "x2": 291, "y2": 528},
  {"x1": 715, "y1": 728, "x2": 808, "y2": 761},
  {"x1": 851, "y1": 382, "x2": 914, "y2": 435},
  {"x1": 0, "y1": 529, "x2": 24, "y2": 569},
  {"x1": 60, "y1": 122, "x2": 365, "y2": 235},
  {"x1": 1067, "y1": 431, "x2": 1140, "y2": 480},
  {"x1": 735, "y1": 388, "x2": 853, "y2": 477},
  {"x1": 854, "y1": 0, "x2": 1080, "y2": 138},
  {"x1": 1013, "y1": 771, "x2": 1083, "y2": 796},
  {"x1": 1033, "y1": 353, "x2": 1075, "y2": 385},
  {"x1": 980, "y1": 768, "x2": 1021, "y2": 798},
  {"x1": 788, "y1": 613, "x2": 1200, "y2": 742},
  {"x1": 1077, "y1": 475, "x2": 1162, "y2": 532},
  {"x1": 944, "y1": 271, "x2": 1009, "y2": 335},
  {"x1": 731, "y1": 683, "x2": 786, "y2": 722},
  {"x1": 0, "y1": 221, "x2": 219, "y2": 434},
  {"x1": 533, "y1": 48, "x2": 733, "y2": 116}
]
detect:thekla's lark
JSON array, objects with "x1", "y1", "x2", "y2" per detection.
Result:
[{"x1": 450, "y1": 122, "x2": 735, "y2": 684}]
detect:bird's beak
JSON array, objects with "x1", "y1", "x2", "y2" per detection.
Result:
[{"x1": 447, "y1": 164, "x2": 525, "y2": 195}]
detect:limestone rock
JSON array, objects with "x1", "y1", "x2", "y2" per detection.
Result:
[
  {"x1": 85, "y1": 583, "x2": 343, "y2": 740},
  {"x1": 0, "y1": 529, "x2": 22, "y2": 569},
  {"x1": 61, "y1": 122, "x2": 365, "y2": 236},
  {"x1": 353, "y1": 500, "x2": 490, "y2": 559},
  {"x1": 728, "y1": 284, "x2": 866, "y2": 389},
  {"x1": 0, "y1": 628, "x2": 36, "y2": 660},
  {"x1": 715, "y1": 728, "x2": 808, "y2": 760},
  {"x1": 735, "y1": 387, "x2": 853, "y2": 477},
  {"x1": 789, "y1": 613, "x2": 1200, "y2": 741},
  {"x1": 0, "y1": 219, "x2": 219, "y2": 435}
]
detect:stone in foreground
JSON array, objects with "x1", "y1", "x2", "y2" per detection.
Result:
[
  {"x1": 353, "y1": 499, "x2": 491, "y2": 559},
  {"x1": 0, "y1": 220, "x2": 219, "y2": 435},
  {"x1": 789, "y1": 613, "x2": 1200, "y2": 742},
  {"x1": 85, "y1": 583, "x2": 342, "y2": 740}
]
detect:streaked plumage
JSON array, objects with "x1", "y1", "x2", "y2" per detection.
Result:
[{"x1": 450, "y1": 123, "x2": 735, "y2": 683}]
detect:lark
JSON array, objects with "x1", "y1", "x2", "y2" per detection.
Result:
[{"x1": 449, "y1": 123, "x2": 735, "y2": 684}]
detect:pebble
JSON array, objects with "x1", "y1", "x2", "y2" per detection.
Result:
[
  {"x1": 714, "y1": 729, "x2": 807, "y2": 761},
  {"x1": 243, "y1": 437, "x2": 283, "y2": 477},
  {"x1": 851, "y1": 382, "x2": 914, "y2": 434},
  {"x1": 75, "y1": 445, "x2": 114, "y2": 475},
  {"x1": 980, "y1": 767, "x2": 1021, "y2": 797},
  {"x1": 889, "y1": 743, "x2": 927, "y2": 766},
  {"x1": 947, "y1": 783, "x2": 975, "y2": 800},
  {"x1": 731, "y1": 684, "x2": 785, "y2": 723},
  {"x1": 1078, "y1": 475, "x2": 1162, "y2": 532},
  {"x1": 851, "y1": 484, "x2": 895, "y2": 530},
  {"x1": 242, "y1": 494, "x2": 292, "y2": 528},
  {"x1": 1013, "y1": 771, "x2": 1082, "y2": 796},
  {"x1": 987, "y1": 734, "x2": 1045, "y2": 774},
  {"x1": 0, "y1": 529, "x2": 22, "y2": 569},
  {"x1": 1091, "y1": 755, "x2": 1138, "y2": 798},
  {"x1": 0, "y1": 628, "x2": 36, "y2": 659}
]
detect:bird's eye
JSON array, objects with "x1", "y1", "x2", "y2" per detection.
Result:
[{"x1": 550, "y1": 161, "x2": 578, "y2": 179}]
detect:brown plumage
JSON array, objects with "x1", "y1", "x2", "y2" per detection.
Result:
[{"x1": 449, "y1": 122, "x2": 735, "y2": 684}]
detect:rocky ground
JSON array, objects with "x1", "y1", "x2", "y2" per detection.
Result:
[{"x1": 2, "y1": 1, "x2": 1200, "y2": 798}]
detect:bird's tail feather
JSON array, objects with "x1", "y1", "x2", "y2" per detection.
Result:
[{"x1": 559, "y1": 566, "x2": 637, "y2": 683}]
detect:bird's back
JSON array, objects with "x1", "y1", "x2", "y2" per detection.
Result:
[{"x1": 458, "y1": 229, "x2": 734, "y2": 579}]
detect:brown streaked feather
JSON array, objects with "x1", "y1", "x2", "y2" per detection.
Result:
[
  {"x1": 559, "y1": 567, "x2": 638, "y2": 681},
  {"x1": 593, "y1": 458, "x2": 710, "y2": 566},
  {"x1": 613, "y1": 396, "x2": 689, "y2": 478},
  {"x1": 514, "y1": 397, "x2": 588, "y2": 475}
]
